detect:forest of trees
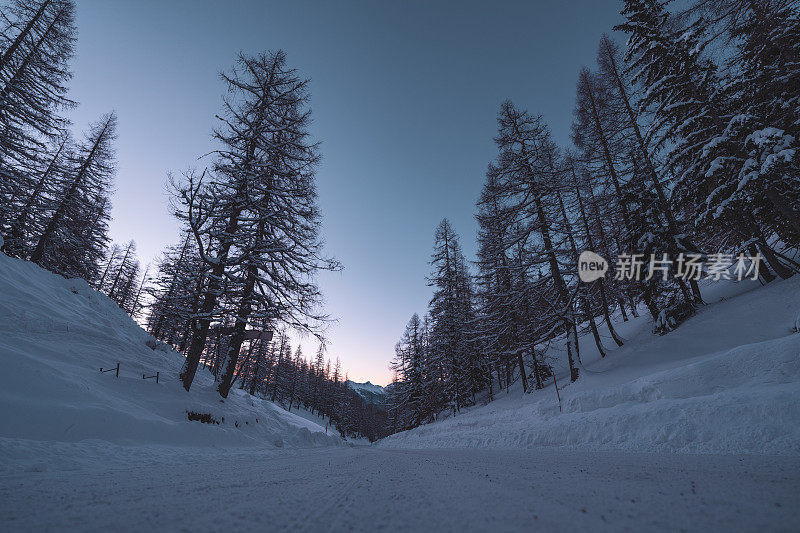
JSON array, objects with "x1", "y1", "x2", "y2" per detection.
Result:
[
  {"x1": 0, "y1": 0, "x2": 387, "y2": 441},
  {"x1": 2, "y1": 0, "x2": 798, "y2": 442},
  {"x1": 387, "y1": 0, "x2": 800, "y2": 433},
  {"x1": 0, "y1": 0, "x2": 115, "y2": 280}
]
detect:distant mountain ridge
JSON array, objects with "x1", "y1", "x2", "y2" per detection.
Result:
[{"x1": 346, "y1": 380, "x2": 387, "y2": 406}]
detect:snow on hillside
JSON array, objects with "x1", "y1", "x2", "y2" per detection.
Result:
[
  {"x1": 381, "y1": 277, "x2": 800, "y2": 455},
  {"x1": 346, "y1": 380, "x2": 386, "y2": 404},
  {"x1": 0, "y1": 251, "x2": 342, "y2": 461}
]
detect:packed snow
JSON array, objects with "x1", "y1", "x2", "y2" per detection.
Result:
[
  {"x1": 382, "y1": 277, "x2": 800, "y2": 455},
  {"x1": 2, "y1": 446, "x2": 798, "y2": 531}
]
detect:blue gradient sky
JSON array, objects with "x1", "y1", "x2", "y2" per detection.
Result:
[{"x1": 67, "y1": 1, "x2": 624, "y2": 385}]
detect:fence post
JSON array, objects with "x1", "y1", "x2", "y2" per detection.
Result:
[
  {"x1": 100, "y1": 363, "x2": 120, "y2": 377},
  {"x1": 156, "y1": 371, "x2": 159, "y2": 384},
  {"x1": 550, "y1": 365, "x2": 562, "y2": 413}
]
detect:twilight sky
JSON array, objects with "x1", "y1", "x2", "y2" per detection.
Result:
[{"x1": 67, "y1": 0, "x2": 624, "y2": 385}]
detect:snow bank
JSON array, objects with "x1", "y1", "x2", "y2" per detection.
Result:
[
  {"x1": 0, "y1": 252, "x2": 341, "y2": 451},
  {"x1": 382, "y1": 277, "x2": 800, "y2": 455}
]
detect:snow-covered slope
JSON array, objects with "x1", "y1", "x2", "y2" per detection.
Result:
[
  {"x1": 0, "y1": 251, "x2": 341, "y2": 450},
  {"x1": 346, "y1": 380, "x2": 387, "y2": 405},
  {"x1": 381, "y1": 277, "x2": 800, "y2": 455}
]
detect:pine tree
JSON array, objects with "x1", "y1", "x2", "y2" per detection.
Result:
[
  {"x1": 388, "y1": 313, "x2": 429, "y2": 429},
  {"x1": 286, "y1": 345, "x2": 303, "y2": 411},
  {"x1": 618, "y1": 0, "x2": 796, "y2": 287},
  {"x1": 701, "y1": 1, "x2": 800, "y2": 247},
  {"x1": 427, "y1": 219, "x2": 477, "y2": 413}
]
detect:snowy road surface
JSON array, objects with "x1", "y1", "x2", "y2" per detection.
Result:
[{"x1": 2, "y1": 446, "x2": 798, "y2": 532}]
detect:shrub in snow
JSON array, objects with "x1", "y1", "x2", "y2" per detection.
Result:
[{"x1": 186, "y1": 411, "x2": 220, "y2": 425}]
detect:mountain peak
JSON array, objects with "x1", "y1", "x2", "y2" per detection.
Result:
[{"x1": 345, "y1": 380, "x2": 387, "y2": 406}]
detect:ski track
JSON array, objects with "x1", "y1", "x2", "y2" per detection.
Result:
[{"x1": 1, "y1": 446, "x2": 798, "y2": 532}]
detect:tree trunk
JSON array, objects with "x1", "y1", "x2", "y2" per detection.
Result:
[
  {"x1": 573, "y1": 181, "x2": 624, "y2": 350},
  {"x1": 249, "y1": 340, "x2": 264, "y2": 396},
  {"x1": 533, "y1": 195, "x2": 577, "y2": 382},
  {"x1": 216, "y1": 260, "x2": 257, "y2": 398},
  {"x1": 582, "y1": 293, "x2": 607, "y2": 358},
  {"x1": 180, "y1": 201, "x2": 243, "y2": 391}
]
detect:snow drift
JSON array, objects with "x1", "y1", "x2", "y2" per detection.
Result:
[
  {"x1": 381, "y1": 277, "x2": 800, "y2": 455},
  {"x1": 0, "y1": 251, "x2": 341, "y2": 451}
]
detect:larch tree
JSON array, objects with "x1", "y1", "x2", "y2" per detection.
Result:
[
  {"x1": 30, "y1": 112, "x2": 115, "y2": 282},
  {"x1": 490, "y1": 102, "x2": 580, "y2": 381},
  {"x1": 0, "y1": 0, "x2": 75, "y2": 244},
  {"x1": 176, "y1": 50, "x2": 339, "y2": 394}
]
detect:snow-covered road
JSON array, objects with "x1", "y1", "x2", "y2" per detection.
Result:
[{"x1": 2, "y1": 446, "x2": 798, "y2": 532}]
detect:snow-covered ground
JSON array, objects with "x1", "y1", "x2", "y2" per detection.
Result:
[
  {"x1": 2, "y1": 251, "x2": 799, "y2": 532},
  {"x1": 0, "y1": 251, "x2": 341, "y2": 462},
  {"x1": 382, "y1": 277, "x2": 800, "y2": 455},
  {"x1": 2, "y1": 446, "x2": 798, "y2": 532}
]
